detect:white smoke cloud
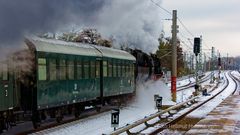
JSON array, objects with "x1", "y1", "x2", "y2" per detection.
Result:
[
  {"x1": 61, "y1": 0, "x2": 164, "y2": 53},
  {"x1": 0, "y1": 0, "x2": 163, "y2": 59},
  {"x1": 96, "y1": 0, "x2": 164, "y2": 53}
]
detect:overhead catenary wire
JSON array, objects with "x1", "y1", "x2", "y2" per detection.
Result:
[
  {"x1": 150, "y1": 0, "x2": 172, "y2": 15},
  {"x1": 150, "y1": 0, "x2": 215, "y2": 60}
]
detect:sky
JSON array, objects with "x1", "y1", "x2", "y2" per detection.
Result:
[
  {"x1": 1, "y1": 0, "x2": 239, "y2": 59},
  {"x1": 161, "y1": 0, "x2": 240, "y2": 57},
  {"x1": 0, "y1": 0, "x2": 163, "y2": 59}
]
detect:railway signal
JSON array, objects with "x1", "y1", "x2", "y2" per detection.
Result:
[
  {"x1": 155, "y1": 96, "x2": 163, "y2": 111},
  {"x1": 193, "y1": 37, "x2": 200, "y2": 56},
  {"x1": 193, "y1": 37, "x2": 201, "y2": 96},
  {"x1": 111, "y1": 108, "x2": 120, "y2": 131}
]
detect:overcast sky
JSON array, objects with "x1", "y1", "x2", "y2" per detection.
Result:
[{"x1": 161, "y1": 0, "x2": 240, "y2": 57}]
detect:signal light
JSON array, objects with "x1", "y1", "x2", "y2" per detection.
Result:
[{"x1": 193, "y1": 37, "x2": 200, "y2": 56}]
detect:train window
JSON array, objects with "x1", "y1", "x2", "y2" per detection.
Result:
[
  {"x1": 49, "y1": 59, "x2": 57, "y2": 80},
  {"x1": 103, "y1": 61, "x2": 108, "y2": 77},
  {"x1": 128, "y1": 64, "x2": 131, "y2": 77},
  {"x1": 122, "y1": 64, "x2": 125, "y2": 77},
  {"x1": 108, "y1": 61, "x2": 112, "y2": 77},
  {"x1": 59, "y1": 59, "x2": 66, "y2": 80},
  {"x1": 38, "y1": 58, "x2": 47, "y2": 81},
  {"x1": 68, "y1": 60, "x2": 74, "y2": 80},
  {"x1": 90, "y1": 61, "x2": 95, "y2": 78},
  {"x1": 126, "y1": 64, "x2": 129, "y2": 77},
  {"x1": 96, "y1": 61, "x2": 100, "y2": 78},
  {"x1": 118, "y1": 64, "x2": 121, "y2": 77},
  {"x1": 77, "y1": 61, "x2": 82, "y2": 79},
  {"x1": 2, "y1": 64, "x2": 8, "y2": 81},
  {"x1": 83, "y1": 61, "x2": 89, "y2": 79},
  {"x1": 131, "y1": 64, "x2": 135, "y2": 77},
  {"x1": 113, "y1": 63, "x2": 117, "y2": 77}
]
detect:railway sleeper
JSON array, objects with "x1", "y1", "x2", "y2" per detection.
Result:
[
  {"x1": 186, "y1": 102, "x2": 192, "y2": 106},
  {"x1": 167, "y1": 110, "x2": 177, "y2": 117},
  {"x1": 144, "y1": 121, "x2": 155, "y2": 127},
  {"x1": 126, "y1": 129, "x2": 138, "y2": 135}
]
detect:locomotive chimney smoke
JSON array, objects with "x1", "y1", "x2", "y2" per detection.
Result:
[
  {"x1": 0, "y1": 0, "x2": 108, "y2": 59},
  {"x1": 0, "y1": 0, "x2": 163, "y2": 59},
  {"x1": 92, "y1": 0, "x2": 164, "y2": 53}
]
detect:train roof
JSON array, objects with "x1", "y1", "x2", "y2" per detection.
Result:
[{"x1": 25, "y1": 37, "x2": 135, "y2": 61}]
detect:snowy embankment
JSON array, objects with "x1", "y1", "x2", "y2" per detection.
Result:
[
  {"x1": 34, "y1": 79, "x2": 176, "y2": 135},
  {"x1": 35, "y1": 71, "x2": 217, "y2": 135}
]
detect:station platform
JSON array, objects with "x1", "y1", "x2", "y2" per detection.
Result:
[{"x1": 186, "y1": 95, "x2": 240, "y2": 134}]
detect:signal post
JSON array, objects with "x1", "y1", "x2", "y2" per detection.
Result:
[{"x1": 193, "y1": 37, "x2": 201, "y2": 96}]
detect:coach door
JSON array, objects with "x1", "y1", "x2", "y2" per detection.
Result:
[
  {"x1": 0, "y1": 63, "x2": 14, "y2": 111},
  {"x1": 95, "y1": 60, "x2": 102, "y2": 100}
]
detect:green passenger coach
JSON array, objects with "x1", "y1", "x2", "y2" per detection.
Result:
[{"x1": 25, "y1": 37, "x2": 136, "y2": 113}]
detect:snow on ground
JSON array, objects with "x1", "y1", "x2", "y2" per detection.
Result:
[
  {"x1": 35, "y1": 71, "x2": 216, "y2": 135},
  {"x1": 176, "y1": 71, "x2": 213, "y2": 103},
  {"x1": 166, "y1": 71, "x2": 212, "y2": 88},
  {"x1": 35, "y1": 79, "x2": 174, "y2": 135},
  {"x1": 188, "y1": 71, "x2": 237, "y2": 118}
]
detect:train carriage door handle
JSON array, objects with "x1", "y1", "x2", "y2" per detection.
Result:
[{"x1": 5, "y1": 89, "x2": 8, "y2": 97}]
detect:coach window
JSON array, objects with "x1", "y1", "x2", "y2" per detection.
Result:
[
  {"x1": 49, "y1": 59, "x2": 57, "y2": 80},
  {"x1": 90, "y1": 61, "x2": 95, "y2": 78},
  {"x1": 122, "y1": 64, "x2": 125, "y2": 77},
  {"x1": 38, "y1": 58, "x2": 47, "y2": 81},
  {"x1": 128, "y1": 64, "x2": 131, "y2": 77},
  {"x1": 103, "y1": 61, "x2": 108, "y2": 77},
  {"x1": 108, "y1": 61, "x2": 112, "y2": 77},
  {"x1": 96, "y1": 61, "x2": 100, "y2": 78},
  {"x1": 68, "y1": 60, "x2": 74, "y2": 80},
  {"x1": 77, "y1": 61, "x2": 82, "y2": 79},
  {"x1": 126, "y1": 64, "x2": 129, "y2": 77},
  {"x1": 113, "y1": 63, "x2": 117, "y2": 77},
  {"x1": 2, "y1": 64, "x2": 8, "y2": 81},
  {"x1": 59, "y1": 59, "x2": 66, "y2": 80},
  {"x1": 118, "y1": 63, "x2": 121, "y2": 77},
  {"x1": 83, "y1": 61, "x2": 89, "y2": 79},
  {"x1": 131, "y1": 64, "x2": 135, "y2": 77}
]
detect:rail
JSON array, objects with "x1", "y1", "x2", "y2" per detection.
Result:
[
  {"x1": 109, "y1": 96, "x2": 198, "y2": 135},
  {"x1": 148, "y1": 71, "x2": 238, "y2": 134}
]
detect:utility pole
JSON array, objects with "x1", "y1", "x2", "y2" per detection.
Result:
[
  {"x1": 191, "y1": 54, "x2": 194, "y2": 71},
  {"x1": 210, "y1": 47, "x2": 215, "y2": 83},
  {"x1": 227, "y1": 53, "x2": 229, "y2": 70},
  {"x1": 203, "y1": 53, "x2": 206, "y2": 72},
  {"x1": 199, "y1": 36, "x2": 203, "y2": 72},
  {"x1": 171, "y1": 10, "x2": 178, "y2": 102}
]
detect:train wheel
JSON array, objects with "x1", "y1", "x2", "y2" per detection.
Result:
[
  {"x1": 3, "y1": 112, "x2": 9, "y2": 130},
  {"x1": 0, "y1": 115, "x2": 4, "y2": 133},
  {"x1": 40, "y1": 111, "x2": 46, "y2": 121},
  {"x1": 55, "y1": 109, "x2": 63, "y2": 123},
  {"x1": 49, "y1": 109, "x2": 56, "y2": 118},
  {"x1": 74, "y1": 105, "x2": 83, "y2": 118},
  {"x1": 67, "y1": 106, "x2": 73, "y2": 115},
  {"x1": 95, "y1": 105, "x2": 101, "y2": 113},
  {"x1": 74, "y1": 107, "x2": 80, "y2": 118},
  {"x1": 9, "y1": 110, "x2": 16, "y2": 127},
  {"x1": 32, "y1": 111, "x2": 41, "y2": 129}
]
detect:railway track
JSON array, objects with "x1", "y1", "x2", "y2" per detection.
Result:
[
  {"x1": 108, "y1": 71, "x2": 238, "y2": 135},
  {"x1": 10, "y1": 71, "x2": 231, "y2": 135},
  {"x1": 177, "y1": 72, "x2": 213, "y2": 91},
  {"x1": 147, "y1": 71, "x2": 238, "y2": 135},
  {"x1": 8, "y1": 105, "x2": 116, "y2": 135}
]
